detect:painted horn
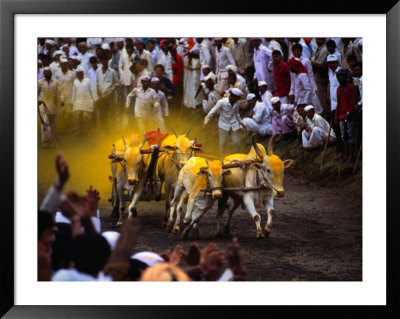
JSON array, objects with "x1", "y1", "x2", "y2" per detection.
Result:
[
  {"x1": 185, "y1": 128, "x2": 191, "y2": 138},
  {"x1": 171, "y1": 128, "x2": 179, "y2": 138},
  {"x1": 267, "y1": 134, "x2": 279, "y2": 156},
  {"x1": 139, "y1": 132, "x2": 147, "y2": 149},
  {"x1": 251, "y1": 134, "x2": 264, "y2": 160},
  {"x1": 122, "y1": 136, "x2": 128, "y2": 150}
]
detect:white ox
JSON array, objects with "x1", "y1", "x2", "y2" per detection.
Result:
[
  {"x1": 157, "y1": 128, "x2": 202, "y2": 228},
  {"x1": 110, "y1": 134, "x2": 150, "y2": 226},
  {"x1": 216, "y1": 134, "x2": 293, "y2": 238},
  {"x1": 168, "y1": 157, "x2": 231, "y2": 239}
]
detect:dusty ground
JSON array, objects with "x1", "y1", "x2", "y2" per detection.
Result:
[
  {"x1": 38, "y1": 109, "x2": 362, "y2": 281},
  {"x1": 98, "y1": 173, "x2": 362, "y2": 281}
]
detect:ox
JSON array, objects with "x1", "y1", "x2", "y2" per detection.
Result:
[
  {"x1": 111, "y1": 134, "x2": 150, "y2": 226},
  {"x1": 157, "y1": 128, "x2": 202, "y2": 227},
  {"x1": 216, "y1": 134, "x2": 293, "y2": 238},
  {"x1": 168, "y1": 157, "x2": 231, "y2": 239}
]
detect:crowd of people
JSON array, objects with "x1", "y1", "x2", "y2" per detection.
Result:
[
  {"x1": 39, "y1": 153, "x2": 247, "y2": 281},
  {"x1": 37, "y1": 37, "x2": 362, "y2": 159}
]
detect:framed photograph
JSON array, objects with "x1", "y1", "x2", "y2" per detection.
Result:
[{"x1": 1, "y1": 0, "x2": 399, "y2": 317}]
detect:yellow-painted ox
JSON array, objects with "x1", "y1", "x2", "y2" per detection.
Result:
[
  {"x1": 157, "y1": 128, "x2": 202, "y2": 227},
  {"x1": 111, "y1": 134, "x2": 151, "y2": 226},
  {"x1": 216, "y1": 134, "x2": 294, "y2": 238},
  {"x1": 168, "y1": 157, "x2": 231, "y2": 239}
]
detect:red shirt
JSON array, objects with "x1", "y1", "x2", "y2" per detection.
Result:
[
  {"x1": 336, "y1": 82, "x2": 358, "y2": 121},
  {"x1": 273, "y1": 61, "x2": 291, "y2": 97},
  {"x1": 171, "y1": 54, "x2": 183, "y2": 85}
]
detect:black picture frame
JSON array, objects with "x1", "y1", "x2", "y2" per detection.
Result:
[{"x1": 1, "y1": 0, "x2": 399, "y2": 317}]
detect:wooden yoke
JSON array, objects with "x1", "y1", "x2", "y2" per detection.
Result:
[{"x1": 221, "y1": 160, "x2": 256, "y2": 169}]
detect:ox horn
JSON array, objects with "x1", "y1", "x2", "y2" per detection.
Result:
[
  {"x1": 139, "y1": 132, "x2": 147, "y2": 149},
  {"x1": 251, "y1": 134, "x2": 264, "y2": 161},
  {"x1": 267, "y1": 134, "x2": 279, "y2": 156},
  {"x1": 171, "y1": 128, "x2": 179, "y2": 138},
  {"x1": 185, "y1": 128, "x2": 191, "y2": 138},
  {"x1": 122, "y1": 136, "x2": 128, "y2": 150}
]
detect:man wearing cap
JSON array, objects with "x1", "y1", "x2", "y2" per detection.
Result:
[
  {"x1": 214, "y1": 38, "x2": 236, "y2": 98},
  {"x1": 77, "y1": 42, "x2": 92, "y2": 74},
  {"x1": 54, "y1": 58, "x2": 75, "y2": 123},
  {"x1": 38, "y1": 68, "x2": 63, "y2": 147},
  {"x1": 156, "y1": 40, "x2": 173, "y2": 81},
  {"x1": 270, "y1": 96, "x2": 296, "y2": 143},
  {"x1": 49, "y1": 51, "x2": 63, "y2": 74},
  {"x1": 327, "y1": 54, "x2": 344, "y2": 159},
  {"x1": 62, "y1": 38, "x2": 79, "y2": 56},
  {"x1": 71, "y1": 67, "x2": 97, "y2": 135},
  {"x1": 258, "y1": 81, "x2": 273, "y2": 110},
  {"x1": 242, "y1": 93, "x2": 272, "y2": 137},
  {"x1": 86, "y1": 37, "x2": 103, "y2": 56},
  {"x1": 202, "y1": 72, "x2": 218, "y2": 114},
  {"x1": 203, "y1": 88, "x2": 244, "y2": 155},
  {"x1": 44, "y1": 39, "x2": 57, "y2": 56},
  {"x1": 252, "y1": 38, "x2": 274, "y2": 93},
  {"x1": 227, "y1": 73, "x2": 248, "y2": 111},
  {"x1": 226, "y1": 64, "x2": 249, "y2": 95},
  {"x1": 272, "y1": 50, "x2": 291, "y2": 104},
  {"x1": 96, "y1": 56, "x2": 119, "y2": 128},
  {"x1": 151, "y1": 77, "x2": 168, "y2": 132},
  {"x1": 302, "y1": 105, "x2": 335, "y2": 149},
  {"x1": 311, "y1": 38, "x2": 329, "y2": 114},
  {"x1": 126, "y1": 76, "x2": 161, "y2": 133}
]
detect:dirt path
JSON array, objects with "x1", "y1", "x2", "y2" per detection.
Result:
[{"x1": 99, "y1": 173, "x2": 362, "y2": 281}]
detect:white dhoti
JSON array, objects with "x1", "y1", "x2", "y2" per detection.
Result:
[
  {"x1": 242, "y1": 118, "x2": 272, "y2": 136},
  {"x1": 302, "y1": 127, "x2": 334, "y2": 149}
]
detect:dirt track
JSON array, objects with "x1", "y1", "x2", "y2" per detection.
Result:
[{"x1": 99, "y1": 173, "x2": 362, "y2": 281}]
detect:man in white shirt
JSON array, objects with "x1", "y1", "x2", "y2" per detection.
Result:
[
  {"x1": 119, "y1": 43, "x2": 137, "y2": 98},
  {"x1": 302, "y1": 105, "x2": 335, "y2": 149},
  {"x1": 135, "y1": 40, "x2": 154, "y2": 73},
  {"x1": 230, "y1": 38, "x2": 249, "y2": 75},
  {"x1": 327, "y1": 54, "x2": 344, "y2": 159},
  {"x1": 87, "y1": 37, "x2": 103, "y2": 55},
  {"x1": 203, "y1": 88, "x2": 244, "y2": 155},
  {"x1": 202, "y1": 72, "x2": 218, "y2": 114},
  {"x1": 146, "y1": 39, "x2": 158, "y2": 67},
  {"x1": 72, "y1": 67, "x2": 97, "y2": 135},
  {"x1": 126, "y1": 76, "x2": 161, "y2": 134},
  {"x1": 258, "y1": 81, "x2": 273, "y2": 110},
  {"x1": 252, "y1": 38, "x2": 274, "y2": 93},
  {"x1": 156, "y1": 40, "x2": 173, "y2": 81},
  {"x1": 54, "y1": 58, "x2": 75, "y2": 122},
  {"x1": 38, "y1": 68, "x2": 63, "y2": 147},
  {"x1": 226, "y1": 64, "x2": 249, "y2": 95},
  {"x1": 242, "y1": 93, "x2": 272, "y2": 137},
  {"x1": 62, "y1": 38, "x2": 79, "y2": 56},
  {"x1": 151, "y1": 77, "x2": 168, "y2": 132},
  {"x1": 77, "y1": 42, "x2": 92, "y2": 75},
  {"x1": 96, "y1": 57, "x2": 119, "y2": 129},
  {"x1": 214, "y1": 38, "x2": 236, "y2": 98},
  {"x1": 311, "y1": 38, "x2": 330, "y2": 115}
]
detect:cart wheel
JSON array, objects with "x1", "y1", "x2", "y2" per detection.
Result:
[{"x1": 110, "y1": 183, "x2": 119, "y2": 219}]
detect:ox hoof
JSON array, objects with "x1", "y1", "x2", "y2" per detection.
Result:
[
  {"x1": 256, "y1": 231, "x2": 265, "y2": 239},
  {"x1": 172, "y1": 225, "x2": 180, "y2": 233},
  {"x1": 223, "y1": 225, "x2": 230, "y2": 234},
  {"x1": 116, "y1": 220, "x2": 124, "y2": 227},
  {"x1": 192, "y1": 229, "x2": 199, "y2": 240},
  {"x1": 183, "y1": 219, "x2": 190, "y2": 226}
]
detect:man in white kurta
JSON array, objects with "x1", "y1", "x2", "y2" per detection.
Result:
[
  {"x1": 156, "y1": 40, "x2": 173, "y2": 81},
  {"x1": 258, "y1": 81, "x2": 273, "y2": 110},
  {"x1": 135, "y1": 40, "x2": 154, "y2": 73},
  {"x1": 199, "y1": 38, "x2": 214, "y2": 76},
  {"x1": 302, "y1": 105, "x2": 335, "y2": 149},
  {"x1": 151, "y1": 77, "x2": 168, "y2": 132},
  {"x1": 38, "y1": 68, "x2": 63, "y2": 146},
  {"x1": 242, "y1": 93, "x2": 272, "y2": 136},
  {"x1": 119, "y1": 43, "x2": 137, "y2": 96},
  {"x1": 202, "y1": 73, "x2": 218, "y2": 114},
  {"x1": 226, "y1": 65, "x2": 249, "y2": 95},
  {"x1": 252, "y1": 38, "x2": 274, "y2": 92},
  {"x1": 203, "y1": 88, "x2": 243, "y2": 155},
  {"x1": 184, "y1": 39, "x2": 202, "y2": 108},
  {"x1": 54, "y1": 58, "x2": 75, "y2": 122},
  {"x1": 214, "y1": 38, "x2": 236, "y2": 98},
  {"x1": 71, "y1": 67, "x2": 97, "y2": 134},
  {"x1": 126, "y1": 76, "x2": 161, "y2": 134},
  {"x1": 230, "y1": 38, "x2": 249, "y2": 75}
]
